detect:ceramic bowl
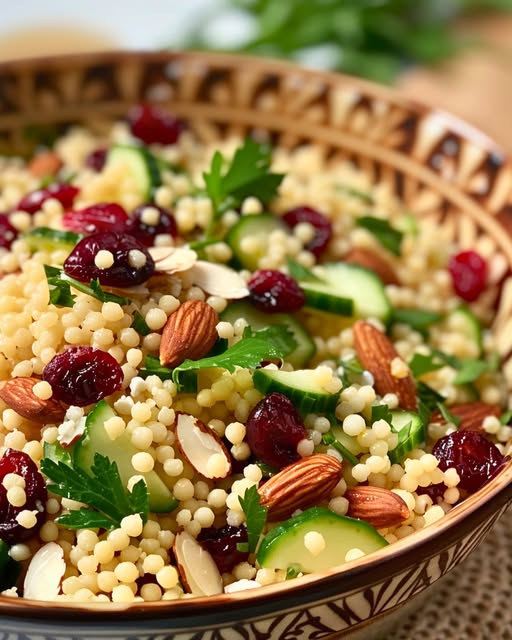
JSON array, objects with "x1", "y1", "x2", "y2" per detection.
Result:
[{"x1": 1, "y1": 50, "x2": 512, "y2": 640}]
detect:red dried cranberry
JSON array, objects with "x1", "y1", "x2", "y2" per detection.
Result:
[
  {"x1": 0, "y1": 214, "x2": 17, "y2": 249},
  {"x1": 126, "y1": 204, "x2": 178, "y2": 246},
  {"x1": 0, "y1": 449, "x2": 47, "y2": 543},
  {"x1": 43, "y1": 346, "x2": 123, "y2": 406},
  {"x1": 432, "y1": 430, "x2": 505, "y2": 494},
  {"x1": 85, "y1": 148, "x2": 107, "y2": 172},
  {"x1": 62, "y1": 203, "x2": 129, "y2": 235},
  {"x1": 17, "y1": 183, "x2": 79, "y2": 215},
  {"x1": 248, "y1": 270, "x2": 305, "y2": 313},
  {"x1": 197, "y1": 525, "x2": 249, "y2": 573},
  {"x1": 448, "y1": 250, "x2": 487, "y2": 302},
  {"x1": 246, "y1": 392, "x2": 307, "y2": 468},
  {"x1": 283, "y1": 206, "x2": 332, "y2": 258},
  {"x1": 127, "y1": 104, "x2": 183, "y2": 145},
  {"x1": 63, "y1": 231, "x2": 155, "y2": 286}
]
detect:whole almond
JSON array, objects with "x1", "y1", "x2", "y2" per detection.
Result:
[
  {"x1": 353, "y1": 320, "x2": 417, "y2": 411},
  {"x1": 159, "y1": 300, "x2": 219, "y2": 368},
  {"x1": 258, "y1": 453, "x2": 343, "y2": 520},
  {"x1": 344, "y1": 247, "x2": 399, "y2": 285},
  {"x1": 0, "y1": 377, "x2": 66, "y2": 424},
  {"x1": 28, "y1": 151, "x2": 63, "y2": 178},
  {"x1": 345, "y1": 485, "x2": 410, "y2": 528},
  {"x1": 430, "y1": 401, "x2": 501, "y2": 432}
]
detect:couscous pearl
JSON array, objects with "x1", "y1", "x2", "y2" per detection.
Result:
[
  {"x1": 77, "y1": 530, "x2": 99, "y2": 552},
  {"x1": 16, "y1": 510, "x2": 37, "y2": 529},
  {"x1": 156, "y1": 566, "x2": 179, "y2": 589},
  {"x1": 94, "y1": 249, "x2": 114, "y2": 269},
  {"x1": 120, "y1": 514, "x2": 144, "y2": 538},
  {"x1": 9, "y1": 543, "x2": 31, "y2": 562},
  {"x1": 143, "y1": 554, "x2": 166, "y2": 574},
  {"x1": 194, "y1": 507, "x2": 215, "y2": 528},
  {"x1": 97, "y1": 571, "x2": 119, "y2": 593},
  {"x1": 115, "y1": 562, "x2": 139, "y2": 584},
  {"x1": 94, "y1": 541, "x2": 116, "y2": 565},
  {"x1": 2, "y1": 473, "x2": 25, "y2": 490},
  {"x1": 345, "y1": 548, "x2": 365, "y2": 562},
  {"x1": 173, "y1": 478, "x2": 195, "y2": 501},
  {"x1": 32, "y1": 380, "x2": 53, "y2": 400},
  {"x1": 111, "y1": 584, "x2": 136, "y2": 603},
  {"x1": 304, "y1": 531, "x2": 325, "y2": 556},
  {"x1": 207, "y1": 488, "x2": 227, "y2": 509},
  {"x1": 131, "y1": 426, "x2": 154, "y2": 450},
  {"x1": 132, "y1": 452, "x2": 155, "y2": 473}
]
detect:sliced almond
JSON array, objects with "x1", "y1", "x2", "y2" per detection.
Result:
[
  {"x1": 353, "y1": 320, "x2": 417, "y2": 411},
  {"x1": 258, "y1": 453, "x2": 343, "y2": 521},
  {"x1": 188, "y1": 261, "x2": 249, "y2": 299},
  {"x1": 0, "y1": 377, "x2": 66, "y2": 424},
  {"x1": 175, "y1": 412, "x2": 231, "y2": 479},
  {"x1": 159, "y1": 299, "x2": 219, "y2": 368},
  {"x1": 430, "y1": 401, "x2": 501, "y2": 432},
  {"x1": 23, "y1": 542, "x2": 65, "y2": 600},
  {"x1": 173, "y1": 530, "x2": 223, "y2": 596},
  {"x1": 344, "y1": 247, "x2": 399, "y2": 285},
  {"x1": 345, "y1": 486, "x2": 410, "y2": 528},
  {"x1": 149, "y1": 246, "x2": 198, "y2": 274}
]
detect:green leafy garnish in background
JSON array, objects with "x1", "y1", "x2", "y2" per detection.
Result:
[
  {"x1": 178, "y1": 0, "x2": 512, "y2": 85},
  {"x1": 355, "y1": 215, "x2": 404, "y2": 255},
  {"x1": 41, "y1": 453, "x2": 149, "y2": 530},
  {"x1": 44, "y1": 266, "x2": 130, "y2": 307},
  {"x1": 238, "y1": 484, "x2": 268, "y2": 553}
]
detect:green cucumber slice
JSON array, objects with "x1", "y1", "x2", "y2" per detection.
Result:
[
  {"x1": 74, "y1": 400, "x2": 177, "y2": 513},
  {"x1": 220, "y1": 300, "x2": 315, "y2": 368},
  {"x1": 23, "y1": 227, "x2": 82, "y2": 254},
  {"x1": 257, "y1": 506, "x2": 387, "y2": 572},
  {"x1": 446, "y1": 306, "x2": 483, "y2": 355},
  {"x1": 299, "y1": 262, "x2": 392, "y2": 323},
  {"x1": 253, "y1": 368, "x2": 341, "y2": 414},
  {"x1": 225, "y1": 213, "x2": 288, "y2": 271},
  {"x1": 388, "y1": 410, "x2": 426, "y2": 464},
  {"x1": 105, "y1": 144, "x2": 162, "y2": 201}
]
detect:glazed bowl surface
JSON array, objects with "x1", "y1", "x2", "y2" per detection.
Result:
[{"x1": 1, "y1": 50, "x2": 512, "y2": 640}]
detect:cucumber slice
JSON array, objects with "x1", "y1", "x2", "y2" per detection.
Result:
[
  {"x1": 105, "y1": 144, "x2": 162, "y2": 201},
  {"x1": 328, "y1": 424, "x2": 363, "y2": 457},
  {"x1": 220, "y1": 300, "x2": 315, "y2": 368},
  {"x1": 299, "y1": 262, "x2": 392, "y2": 323},
  {"x1": 23, "y1": 227, "x2": 82, "y2": 254},
  {"x1": 257, "y1": 506, "x2": 387, "y2": 573},
  {"x1": 447, "y1": 306, "x2": 483, "y2": 355},
  {"x1": 225, "y1": 213, "x2": 288, "y2": 271},
  {"x1": 388, "y1": 410, "x2": 426, "y2": 464},
  {"x1": 43, "y1": 440, "x2": 72, "y2": 466},
  {"x1": 253, "y1": 368, "x2": 341, "y2": 414},
  {"x1": 74, "y1": 400, "x2": 177, "y2": 513}
]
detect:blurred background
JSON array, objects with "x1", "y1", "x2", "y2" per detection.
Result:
[{"x1": 1, "y1": 0, "x2": 512, "y2": 149}]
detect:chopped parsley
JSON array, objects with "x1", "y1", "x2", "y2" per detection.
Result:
[
  {"x1": 238, "y1": 485, "x2": 268, "y2": 553},
  {"x1": 44, "y1": 265, "x2": 130, "y2": 307},
  {"x1": 356, "y1": 215, "x2": 403, "y2": 256},
  {"x1": 41, "y1": 453, "x2": 149, "y2": 530}
]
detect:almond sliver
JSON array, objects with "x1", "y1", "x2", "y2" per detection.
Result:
[
  {"x1": 173, "y1": 530, "x2": 223, "y2": 596},
  {"x1": 175, "y1": 412, "x2": 231, "y2": 479}
]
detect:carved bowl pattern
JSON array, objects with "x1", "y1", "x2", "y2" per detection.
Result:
[{"x1": 1, "y1": 50, "x2": 512, "y2": 640}]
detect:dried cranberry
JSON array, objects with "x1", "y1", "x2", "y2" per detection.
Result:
[
  {"x1": 246, "y1": 392, "x2": 307, "y2": 468},
  {"x1": 448, "y1": 250, "x2": 488, "y2": 302},
  {"x1": 248, "y1": 270, "x2": 305, "y2": 313},
  {"x1": 43, "y1": 346, "x2": 123, "y2": 406},
  {"x1": 197, "y1": 525, "x2": 248, "y2": 573},
  {"x1": 126, "y1": 204, "x2": 178, "y2": 246},
  {"x1": 63, "y1": 231, "x2": 155, "y2": 286},
  {"x1": 432, "y1": 430, "x2": 505, "y2": 494},
  {"x1": 62, "y1": 203, "x2": 129, "y2": 235},
  {"x1": 85, "y1": 148, "x2": 107, "y2": 172},
  {"x1": 0, "y1": 449, "x2": 47, "y2": 543},
  {"x1": 0, "y1": 214, "x2": 17, "y2": 249},
  {"x1": 17, "y1": 183, "x2": 79, "y2": 215},
  {"x1": 127, "y1": 104, "x2": 183, "y2": 145},
  {"x1": 283, "y1": 206, "x2": 332, "y2": 258}
]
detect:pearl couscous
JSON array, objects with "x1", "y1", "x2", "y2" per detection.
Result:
[{"x1": 0, "y1": 103, "x2": 510, "y2": 603}]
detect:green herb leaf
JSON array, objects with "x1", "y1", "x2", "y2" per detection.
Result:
[
  {"x1": 172, "y1": 325, "x2": 297, "y2": 390},
  {"x1": 286, "y1": 257, "x2": 323, "y2": 282},
  {"x1": 356, "y1": 215, "x2": 403, "y2": 255},
  {"x1": 435, "y1": 401, "x2": 461, "y2": 426},
  {"x1": 131, "y1": 310, "x2": 152, "y2": 336},
  {"x1": 500, "y1": 409, "x2": 512, "y2": 425},
  {"x1": 371, "y1": 403, "x2": 394, "y2": 425},
  {"x1": 238, "y1": 484, "x2": 268, "y2": 553},
  {"x1": 409, "y1": 352, "x2": 445, "y2": 378},
  {"x1": 417, "y1": 382, "x2": 446, "y2": 426},
  {"x1": 203, "y1": 138, "x2": 284, "y2": 228},
  {"x1": 41, "y1": 452, "x2": 149, "y2": 530},
  {"x1": 392, "y1": 308, "x2": 442, "y2": 336},
  {"x1": 44, "y1": 266, "x2": 130, "y2": 307},
  {"x1": 322, "y1": 431, "x2": 359, "y2": 467},
  {"x1": 286, "y1": 563, "x2": 302, "y2": 579},
  {"x1": 453, "y1": 359, "x2": 489, "y2": 385},
  {"x1": 335, "y1": 183, "x2": 374, "y2": 203}
]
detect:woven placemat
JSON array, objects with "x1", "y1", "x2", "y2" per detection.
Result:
[{"x1": 389, "y1": 506, "x2": 512, "y2": 640}]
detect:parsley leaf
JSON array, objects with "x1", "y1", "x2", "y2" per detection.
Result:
[
  {"x1": 409, "y1": 352, "x2": 445, "y2": 378},
  {"x1": 238, "y1": 484, "x2": 267, "y2": 553},
  {"x1": 203, "y1": 138, "x2": 284, "y2": 225},
  {"x1": 172, "y1": 325, "x2": 297, "y2": 390},
  {"x1": 417, "y1": 382, "x2": 446, "y2": 427},
  {"x1": 41, "y1": 453, "x2": 149, "y2": 530},
  {"x1": 45, "y1": 266, "x2": 130, "y2": 307},
  {"x1": 335, "y1": 183, "x2": 374, "y2": 204},
  {"x1": 131, "y1": 310, "x2": 152, "y2": 336},
  {"x1": 392, "y1": 308, "x2": 442, "y2": 336},
  {"x1": 356, "y1": 215, "x2": 403, "y2": 255},
  {"x1": 286, "y1": 257, "x2": 323, "y2": 282},
  {"x1": 452, "y1": 359, "x2": 490, "y2": 385},
  {"x1": 435, "y1": 402, "x2": 461, "y2": 427},
  {"x1": 322, "y1": 431, "x2": 359, "y2": 467},
  {"x1": 371, "y1": 403, "x2": 394, "y2": 425}
]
